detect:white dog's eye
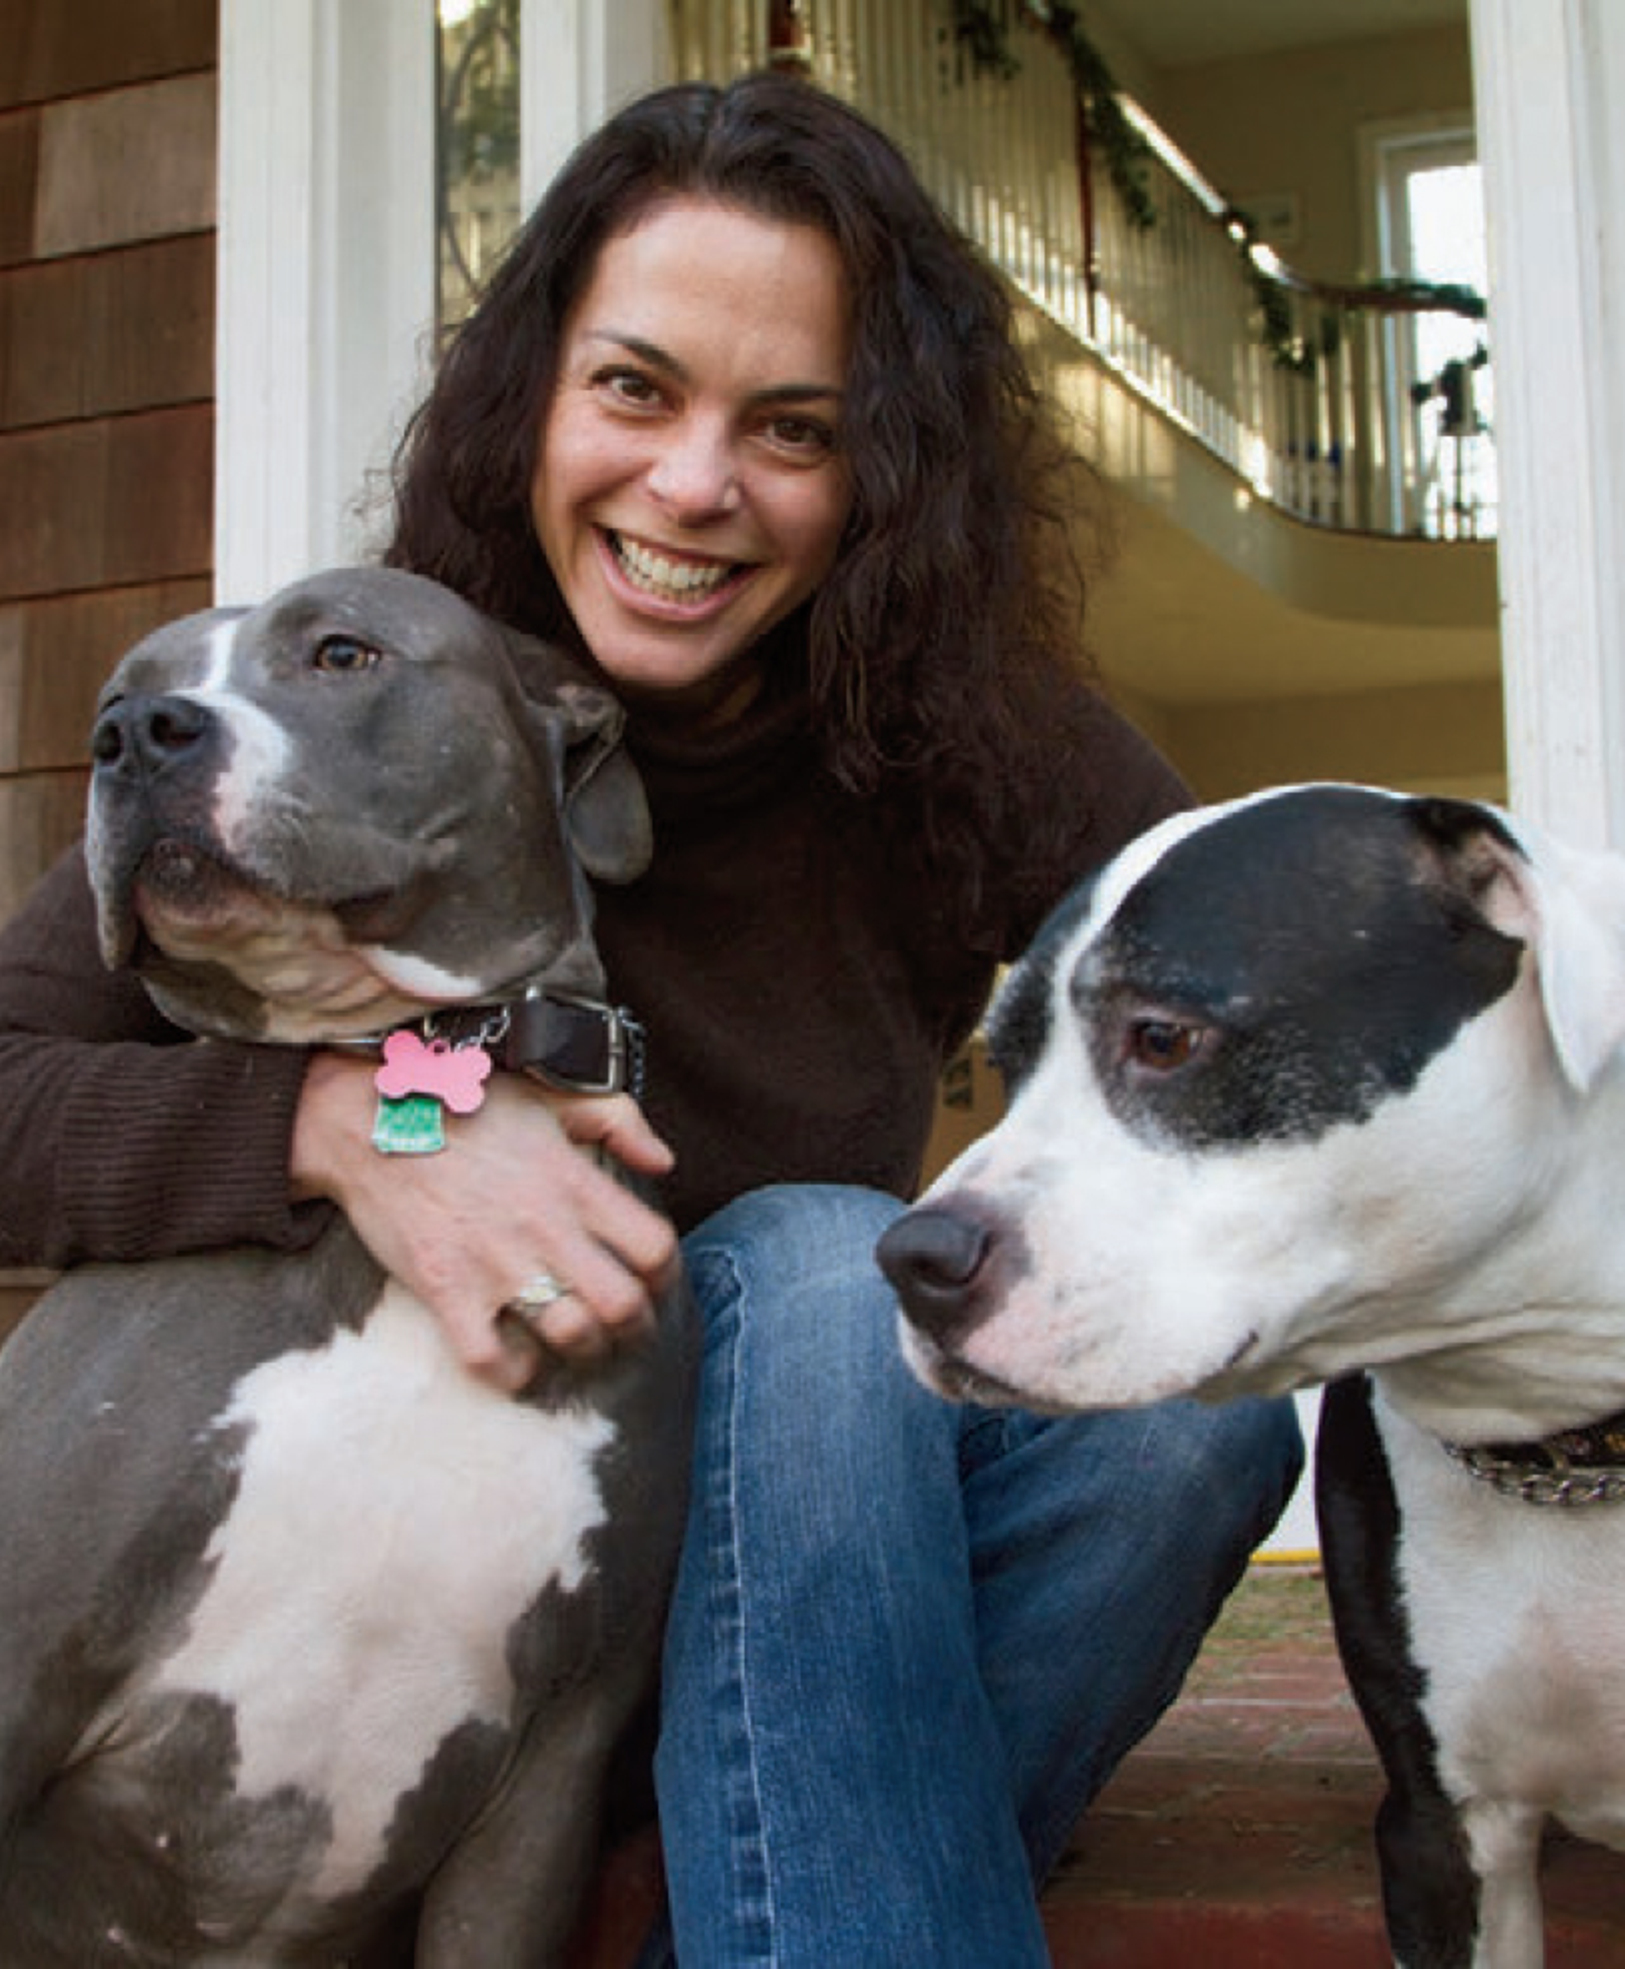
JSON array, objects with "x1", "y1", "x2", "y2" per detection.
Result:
[
  {"x1": 312, "y1": 635, "x2": 383, "y2": 674},
  {"x1": 1125, "y1": 1016, "x2": 1209, "y2": 1072}
]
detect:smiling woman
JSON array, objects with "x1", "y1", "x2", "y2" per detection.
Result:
[
  {"x1": 0, "y1": 69, "x2": 1302, "y2": 1969},
  {"x1": 530, "y1": 199, "x2": 854, "y2": 717},
  {"x1": 371, "y1": 71, "x2": 1302, "y2": 1964}
]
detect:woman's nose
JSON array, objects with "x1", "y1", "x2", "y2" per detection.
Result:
[{"x1": 646, "y1": 417, "x2": 741, "y2": 521}]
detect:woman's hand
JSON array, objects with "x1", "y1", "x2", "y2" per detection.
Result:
[{"x1": 292, "y1": 1050, "x2": 679, "y2": 1391}]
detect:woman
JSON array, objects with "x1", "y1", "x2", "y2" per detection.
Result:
[{"x1": 0, "y1": 73, "x2": 1300, "y2": 1964}]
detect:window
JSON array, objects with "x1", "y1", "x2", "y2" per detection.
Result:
[
  {"x1": 1365, "y1": 119, "x2": 1495, "y2": 539},
  {"x1": 437, "y1": 0, "x2": 523, "y2": 331}
]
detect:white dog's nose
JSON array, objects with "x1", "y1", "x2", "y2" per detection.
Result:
[{"x1": 876, "y1": 1206, "x2": 993, "y2": 1341}]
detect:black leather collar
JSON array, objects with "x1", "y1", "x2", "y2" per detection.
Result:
[
  {"x1": 375, "y1": 990, "x2": 647, "y2": 1102},
  {"x1": 499, "y1": 988, "x2": 646, "y2": 1100}
]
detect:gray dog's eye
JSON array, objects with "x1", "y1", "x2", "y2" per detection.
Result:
[{"x1": 312, "y1": 635, "x2": 383, "y2": 674}]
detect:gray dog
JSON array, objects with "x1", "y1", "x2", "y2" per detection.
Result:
[{"x1": 0, "y1": 568, "x2": 695, "y2": 1966}]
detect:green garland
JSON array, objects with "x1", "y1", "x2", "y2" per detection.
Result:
[
  {"x1": 951, "y1": 0, "x2": 1486, "y2": 371},
  {"x1": 953, "y1": 1, "x2": 1155, "y2": 229}
]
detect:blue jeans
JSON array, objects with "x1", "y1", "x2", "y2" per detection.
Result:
[{"x1": 647, "y1": 1185, "x2": 1302, "y2": 1967}]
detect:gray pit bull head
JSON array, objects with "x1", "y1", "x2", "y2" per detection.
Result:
[{"x1": 86, "y1": 566, "x2": 650, "y2": 1043}]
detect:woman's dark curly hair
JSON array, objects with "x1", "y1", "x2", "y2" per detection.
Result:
[{"x1": 386, "y1": 70, "x2": 1117, "y2": 939}]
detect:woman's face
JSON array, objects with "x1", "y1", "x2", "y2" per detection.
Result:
[{"x1": 532, "y1": 195, "x2": 855, "y2": 719}]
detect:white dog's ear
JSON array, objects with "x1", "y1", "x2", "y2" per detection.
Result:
[{"x1": 1495, "y1": 816, "x2": 1625, "y2": 1093}]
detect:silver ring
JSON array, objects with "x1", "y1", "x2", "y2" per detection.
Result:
[{"x1": 507, "y1": 1272, "x2": 574, "y2": 1324}]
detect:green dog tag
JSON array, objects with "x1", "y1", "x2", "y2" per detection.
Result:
[{"x1": 371, "y1": 1091, "x2": 447, "y2": 1155}]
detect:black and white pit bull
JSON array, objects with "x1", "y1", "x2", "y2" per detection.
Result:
[
  {"x1": 878, "y1": 784, "x2": 1625, "y2": 1969},
  {"x1": 0, "y1": 568, "x2": 696, "y2": 1966}
]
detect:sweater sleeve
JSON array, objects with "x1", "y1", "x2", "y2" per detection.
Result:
[
  {"x1": 997, "y1": 681, "x2": 1193, "y2": 961},
  {"x1": 0, "y1": 847, "x2": 333, "y2": 1267}
]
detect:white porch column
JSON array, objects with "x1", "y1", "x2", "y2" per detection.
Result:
[
  {"x1": 521, "y1": 0, "x2": 669, "y2": 203},
  {"x1": 214, "y1": 0, "x2": 438, "y2": 604},
  {"x1": 1471, "y1": 0, "x2": 1625, "y2": 848}
]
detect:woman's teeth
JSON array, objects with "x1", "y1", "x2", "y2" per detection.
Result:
[{"x1": 611, "y1": 533, "x2": 735, "y2": 602}]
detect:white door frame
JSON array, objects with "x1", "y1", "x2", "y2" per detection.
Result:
[{"x1": 1471, "y1": 0, "x2": 1625, "y2": 847}]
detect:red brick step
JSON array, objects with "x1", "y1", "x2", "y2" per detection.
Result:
[{"x1": 570, "y1": 1566, "x2": 1625, "y2": 1966}]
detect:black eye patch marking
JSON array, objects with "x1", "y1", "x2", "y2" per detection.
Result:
[
  {"x1": 986, "y1": 873, "x2": 1103, "y2": 1094},
  {"x1": 1071, "y1": 789, "x2": 1526, "y2": 1149}
]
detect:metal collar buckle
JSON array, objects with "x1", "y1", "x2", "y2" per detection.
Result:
[{"x1": 500, "y1": 989, "x2": 647, "y2": 1100}]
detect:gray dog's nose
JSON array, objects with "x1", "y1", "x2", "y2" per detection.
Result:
[
  {"x1": 92, "y1": 694, "x2": 214, "y2": 776},
  {"x1": 876, "y1": 1207, "x2": 991, "y2": 1340}
]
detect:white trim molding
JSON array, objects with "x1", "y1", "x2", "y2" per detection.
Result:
[
  {"x1": 215, "y1": 0, "x2": 437, "y2": 604},
  {"x1": 1472, "y1": 0, "x2": 1625, "y2": 848},
  {"x1": 521, "y1": 0, "x2": 669, "y2": 205}
]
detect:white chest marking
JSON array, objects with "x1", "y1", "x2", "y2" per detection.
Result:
[
  {"x1": 1378, "y1": 1392, "x2": 1625, "y2": 1849},
  {"x1": 146, "y1": 1285, "x2": 614, "y2": 1894}
]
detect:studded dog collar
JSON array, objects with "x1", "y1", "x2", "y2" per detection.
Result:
[{"x1": 1444, "y1": 1412, "x2": 1625, "y2": 1507}]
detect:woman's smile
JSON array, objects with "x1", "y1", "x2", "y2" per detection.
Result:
[
  {"x1": 600, "y1": 528, "x2": 749, "y2": 612},
  {"x1": 532, "y1": 195, "x2": 855, "y2": 717}
]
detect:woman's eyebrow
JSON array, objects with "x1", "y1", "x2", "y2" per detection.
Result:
[
  {"x1": 587, "y1": 329, "x2": 845, "y2": 405},
  {"x1": 588, "y1": 329, "x2": 684, "y2": 378}
]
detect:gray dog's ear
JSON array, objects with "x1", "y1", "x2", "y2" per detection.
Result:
[
  {"x1": 498, "y1": 626, "x2": 653, "y2": 885},
  {"x1": 551, "y1": 680, "x2": 653, "y2": 885}
]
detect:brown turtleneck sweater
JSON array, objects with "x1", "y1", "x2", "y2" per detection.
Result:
[{"x1": 0, "y1": 663, "x2": 1184, "y2": 1265}]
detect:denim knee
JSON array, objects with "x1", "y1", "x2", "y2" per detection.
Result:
[{"x1": 682, "y1": 1183, "x2": 910, "y2": 1380}]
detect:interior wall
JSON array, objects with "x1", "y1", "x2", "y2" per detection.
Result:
[
  {"x1": 1143, "y1": 25, "x2": 1476, "y2": 280},
  {"x1": 1168, "y1": 678, "x2": 1504, "y2": 803}
]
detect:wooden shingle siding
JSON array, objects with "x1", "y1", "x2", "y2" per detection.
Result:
[
  {"x1": 0, "y1": 406, "x2": 214, "y2": 596},
  {"x1": 0, "y1": 0, "x2": 216, "y2": 107},
  {"x1": 0, "y1": 106, "x2": 38, "y2": 263},
  {"x1": 3, "y1": 234, "x2": 214, "y2": 424},
  {"x1": 0, "y1": 1, "x2": 218, "y2": 1316},
  {"x1": 35, "y1": 71, "x2": 215, "y2": 256},
  {"x1": 0, "y1": 1, "x2": 217, "y2": 922}
]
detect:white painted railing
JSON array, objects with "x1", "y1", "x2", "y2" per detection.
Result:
[{"x1": 669, "y1": 0, "x2": 1496, "y2": 541}]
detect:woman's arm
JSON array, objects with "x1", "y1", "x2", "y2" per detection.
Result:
[
  {"x1": 0, "y1": 847, "x2": 320, "y2": 1266},
  {"x1": 0, "y1": 846, "x2": 679, "y2": 1390}
]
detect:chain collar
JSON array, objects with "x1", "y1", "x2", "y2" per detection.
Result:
[{"x1": 1443, "y1": 1411, "x2": 1625, "y2": 1507}]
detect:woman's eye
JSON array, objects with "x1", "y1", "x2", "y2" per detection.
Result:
[
  {"x1": 312, "y1": 635, "x2": 382, "y2": 674},
  {"x1": 1125, "y1": 1018, "x2": 1208, "y2": 1072},
  {"x1": 597, "y1": 367, "x2": 662, "y2": 409},
  {"x1": 764, "y1": 413, "x2": 836, "y2": 458}
]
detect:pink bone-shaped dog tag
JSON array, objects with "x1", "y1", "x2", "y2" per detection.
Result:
[{"x1": 374, "y1": 1030, "x2": 492, "y2": 1115}]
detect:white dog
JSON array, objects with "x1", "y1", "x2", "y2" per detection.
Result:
[{"x1": 879, "y1": 784, "x2": 1625, "y2": 1969}]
